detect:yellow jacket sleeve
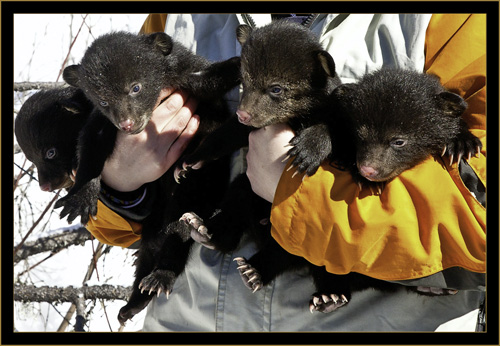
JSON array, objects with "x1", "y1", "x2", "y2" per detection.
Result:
[
  {"x1": 270, "y1": 14, "x2": 486, "y2": 280},
  {"x1": 86, "y1": 200, "x2": 142, "y2": 248},
  {"x1": 139, "y1": 14, "x2": 167, "y2": 34}
]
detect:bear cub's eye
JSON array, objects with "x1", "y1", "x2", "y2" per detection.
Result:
[
  {"x1": 99, "y1": 100, "x2": 109, "y2": 107},
  {"x1": 45, "y1": 148, "x2": 57, "y2": 159},
  {"x1": 268, "y1": 85, "x2": 283, "y2": 96},
  {"x1": 130, "y1": 83, "x2": 142, "y2": 95},
  {"x1": 390, "y1": 138, "x2": 407, "y2": 148}
]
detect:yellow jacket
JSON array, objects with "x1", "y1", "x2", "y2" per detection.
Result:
[{"x1": 86, "y1": 14, "x2": 486, "y2": 280}]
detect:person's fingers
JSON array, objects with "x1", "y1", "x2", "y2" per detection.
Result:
[
  {"x1": 163, "y1": 89, "x2": 190, "y2": 114},
  {"x1": 153, "y1": 87, "x2": 175, "y2": 109},
  {"x1": 246, "y1": 124, "x2": 295, "y2": 202},
  {"x1": 148, "y1": 89, "x2": 191, "y2": 133},
  {"x1": 164, "y1": 114, "x2": 201, "y2": 170},
  {"x1": 159, "y1": 93, "x2": 199, "y2": 134}
]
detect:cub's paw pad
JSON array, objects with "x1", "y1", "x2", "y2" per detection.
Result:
[
  {"x1": 234, "y1": 257, "x2": 263, "y2": 293},
  {"x1": 180, "y1": 212, "x2": 215, "y2": 249},
  {"x1": 309, "y1": 293, "x2": 349, "y2": 313},
  {"x1": 138, "y1": 269, "x2": 176, "y2": 298}
]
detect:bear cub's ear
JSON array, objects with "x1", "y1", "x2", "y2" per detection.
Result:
[
  {"x1": 436, "y1": 91, "x2": 467, "y2": 117},
  {"x1": 63, "y1": 65, "x2": 81, "y2": 87},
  {"x1": 59, "y1": 92, "x2": 87, "y2": 115},
  {"x1": 144, "y1": 32, "x2": 174, "y2": 56},
  {"x1": 316, "y1": 50, "x2": 336, "y2": 78},
  {"x1": 236, "y1": 25, "x2": 253, "y2": 45}
]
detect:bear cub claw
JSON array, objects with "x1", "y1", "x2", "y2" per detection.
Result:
[
  {"x1": 138, "y1": 269, "x2": 176, "y2": 298},
  {"x1": 174, "y1": 161, "x2": 204, "y2": 184},
  {"x1": 442, "y1": 132, "x2": 482, "y2": 166},
  {"x1": 309, "y1": 292, "x2": 349, "y2": 313},
  {"x1": 234, "y1": 257, "x2": 263, "y2": 293},
  {"x1": 286, "y1": 124, "x2": 333, "y2": 178},
  {"x1": 180, "y1": 212, "x2": 215, "y2": 249}
]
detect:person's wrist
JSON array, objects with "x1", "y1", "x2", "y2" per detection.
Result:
[
  {"x1": 246, "y1": 124, "x2": 294, "y2": 203},
  {"x1": 101, "y1": 164, "x2": 144, "y2": 192}
]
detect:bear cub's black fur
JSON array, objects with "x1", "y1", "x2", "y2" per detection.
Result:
[
  {"x1": 15, "y1": 87, "x2": 93, "y2": 192},
  {"x1": 327, "y1": 68, "x2": 483, "y2": 192},
  {"x1": 56, "y1": 31, "x2": 241, "y2": 324}
]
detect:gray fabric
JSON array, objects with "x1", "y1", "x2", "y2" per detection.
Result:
[
  {"x1": 143, "y1": 238, "x2": 484, "y2": 331},
  {"x1": 391, "y1": 267, "x2": 485, "y2": 292}
]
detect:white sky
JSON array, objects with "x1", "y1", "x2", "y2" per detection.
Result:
[{"x1": 14, "y1": 14, "x2": 148, "y2": 83}]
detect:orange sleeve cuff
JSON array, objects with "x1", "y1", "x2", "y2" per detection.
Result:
[{"x1": 85, "y1": 200, "x2": 142, "y2": 248}]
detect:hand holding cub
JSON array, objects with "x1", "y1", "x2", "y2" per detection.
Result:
[{"x1": 101, "y1": 88, "x2": 200, "y2": 192}]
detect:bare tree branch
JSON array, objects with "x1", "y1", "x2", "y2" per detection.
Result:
[
  {"x1": 14, "y1": 284, "x2": 132, "y2": 303},
  {"x1": 14, "y1": 227, "x2": 92, "y2": 263},
  {"x1": 14, "y1": 82, "x2": 67, "y2": 92},
  {"x1": 14, "y1": 192, "x2": 61, "y2": 256},
  {"x1": 56, "y1": 14, "x2": 89, "y2": 82},
  {"x1": 74, "y1": 295, "x2": 87, "y2": 332},
  {"x1": 58, "y1": 242, "x2": 110, "y2": 332}
]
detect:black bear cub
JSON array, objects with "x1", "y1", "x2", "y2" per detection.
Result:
[
  {"x1": 15, "y1": 87, "x2": 93, "y2": 192},
  {"x1": 328, "y1": 68, "x2": 483, "y2": 192},
  {"x1": 178, "y1": 21, "x2": 340, "y2": 177},
  {"x1": 56, "y1": 31, "x2": 241, "y2": 324},
  {"x1": 57, "y1": 31, "x2": 240, "y2": 223}
]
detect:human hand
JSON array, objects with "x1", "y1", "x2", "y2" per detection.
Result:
[
  {"x1": 101, "y1": 88, "x2": 200, "y2": 192},
  {"x1": 246, "y1": 124, "x2": 295, "y2": 202}
]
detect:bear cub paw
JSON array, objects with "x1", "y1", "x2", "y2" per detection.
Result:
[
  {"x1": 234, "y1": 257, "x2": 263, "y2": 293},
  {"x1": 180, "y1": 212, "x2": 215, "y2": 249},
  {"x1": 309, "y1": 292, "x2": 349, "y2": 313}
]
